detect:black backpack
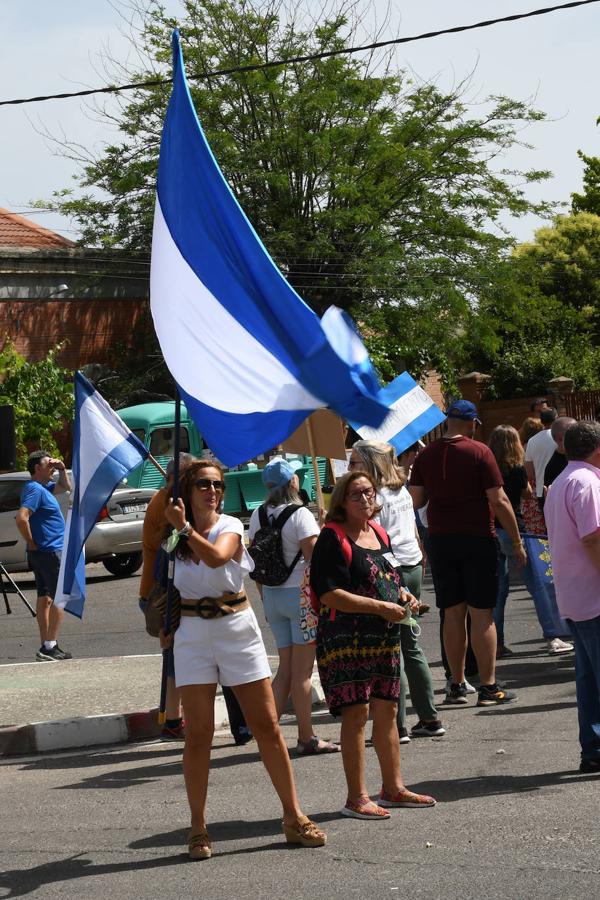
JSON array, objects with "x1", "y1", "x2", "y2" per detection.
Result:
[{"x1": 248, "y1": 504, "x2": 304, "y2": 586}]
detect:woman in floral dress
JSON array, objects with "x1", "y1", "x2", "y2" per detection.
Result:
[{"x1": 310, "y1": 470, "x2": 436, "y2": 820}]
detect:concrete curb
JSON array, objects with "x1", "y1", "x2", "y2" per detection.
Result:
[
  {"x1": 0, "y1": 676, "x2": 325, "y2": 758},
  {"x1": 0, "y1": 693, "x2": 230, "y2": 758}
]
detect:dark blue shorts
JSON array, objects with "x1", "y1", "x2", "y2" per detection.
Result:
[{"x1": 27, "y1": 550, "x2": 61, "y2": 599}]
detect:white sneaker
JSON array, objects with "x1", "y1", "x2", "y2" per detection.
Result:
[
  {"x1": 445, "y1": 678, "x2": 477, "y2": 695},
  {"x1": 398, "y1": 727, "x2": 411, "y2": 744},
  {"x1": 548, "y1": 637, "x2": 574, "y2": 655}
]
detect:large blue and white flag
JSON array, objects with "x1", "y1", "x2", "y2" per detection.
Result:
[
  {"x1": 150, "y1": 31, "x2": 388, "y2": 466},
  {"x1": 54, "y1": 372, "x2": 149, "y2": 618},
  {"x1": 351, "y1": 372, "x2": 446, "y2": 455}
]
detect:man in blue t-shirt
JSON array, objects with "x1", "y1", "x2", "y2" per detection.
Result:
[{"x1": 16, "y1": 450, "x2": 72, "y2": 661}]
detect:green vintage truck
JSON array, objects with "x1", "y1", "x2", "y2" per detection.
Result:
[{"x1": 118, "y1": 401, "x2": 327, "y2": 516}]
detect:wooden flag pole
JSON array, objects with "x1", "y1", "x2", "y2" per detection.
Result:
[
  {"x1": 147, "y1": 453, "x2": 167, "y2": 477},
  {"x1": 306, "y1": 416, "x2": 324, "y2": 511}
]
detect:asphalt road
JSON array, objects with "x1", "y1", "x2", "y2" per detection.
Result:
[
  {"x1": 1, "y1": 644, "x2": 596, "y2": 900},
  {"x1": 0, "y1": 561, "x2": 547, "y2": 670},
  {"x1": 2, "y1": 566, "x2": 599, "y2": 898},
  {"x1": 0, "y1": 563, "x2": 276, "y2": 664}
]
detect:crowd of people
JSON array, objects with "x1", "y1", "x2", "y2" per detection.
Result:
[{"x1": 18, "y1": 395, "x2": 600, "y2": 859}]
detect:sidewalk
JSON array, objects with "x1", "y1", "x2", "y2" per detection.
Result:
[{"x1": 0, "y1": 654, "x2": 325, "y2": 756}]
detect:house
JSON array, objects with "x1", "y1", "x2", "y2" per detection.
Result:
[{"x1": 0, "y1": 208, "x2": 151, "y2": 370}]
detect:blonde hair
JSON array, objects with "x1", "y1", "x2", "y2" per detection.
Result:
[
  {"x1": 326, "y1": 471, "x2": 382, "y2": 523},
  {"x1": 352, "y1": 440, "x2": 405, "y2": 490},
  {"x1": 519, "y1": 416, "x2": 543, "y2": 447},
  {"x1": 488, "y1": 425, "x2": 524, "y2": 472}
]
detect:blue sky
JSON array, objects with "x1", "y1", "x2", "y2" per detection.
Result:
[{"x1": 1, "y1": 0, "x2": 599, "y2": 243}]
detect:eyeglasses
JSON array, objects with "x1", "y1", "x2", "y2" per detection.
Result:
[
  {"x1": 194, "y1": 478, "x2": 225, "y2": 491},
  {"x1": 347, "y1": 487, "x2": 376, "y2": 502},
  {"x1": 347, "y1": 458, "x2": 363, "y2": 468}
]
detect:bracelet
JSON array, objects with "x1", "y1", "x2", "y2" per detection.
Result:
[
  {"x1": 177, "y1": 522, "x2": 193, "y2": 537},
  {"x1": 512, "y1": 540, "x2": 524, "y2": 548}
]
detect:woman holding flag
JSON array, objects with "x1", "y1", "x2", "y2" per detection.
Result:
[{"x1": 163, "y1": 459, "x2": 326, "y2": 859}]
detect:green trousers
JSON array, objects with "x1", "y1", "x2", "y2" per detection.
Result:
[{"x1": 397, "y1": 562, "x2": 438, "y2": 729}]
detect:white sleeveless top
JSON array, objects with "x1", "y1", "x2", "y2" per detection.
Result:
[{"x1": 173, "y1": 515, "x2": 254, "y2": 598}]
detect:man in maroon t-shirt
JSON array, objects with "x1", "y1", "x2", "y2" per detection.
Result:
[{"x1": 409, "y1": 400, "x2": 526, "y2": 706}]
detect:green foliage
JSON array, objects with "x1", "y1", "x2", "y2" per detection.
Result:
[
  {"x1": 0, "y1": 342, "x2": 73, "y2": 467},
  {"x1": 484, "y1": 336, "x2": 600, "y2": 399},
  {"x1": 512, "y1": 212, "x2": 600, "y2": 339},
  {"x1": 41, "y1": 0, "x2": 554, "y2": 384},
  {"x1": 469, "y1": 215, "x2": 600, "y2": 399},
  {"x1": 572, "y1": 150, "x2": 600, "y2": 216}
]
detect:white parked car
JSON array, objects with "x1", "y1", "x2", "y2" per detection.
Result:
[{"x1": 0, "y1": 472, "x2": 156, "y2": 577}]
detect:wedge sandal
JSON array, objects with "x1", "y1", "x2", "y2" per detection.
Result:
[
  {"x1": 282, "y1": 815, "x2": 327, "y2": 847},
  {"x1": 188, "y1": 828, "x2": 212, "y2": 860}
]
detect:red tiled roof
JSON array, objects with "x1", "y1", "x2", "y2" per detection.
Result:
[{"x1": 0, "y1": 208, "x2": 75, "y2": 249}]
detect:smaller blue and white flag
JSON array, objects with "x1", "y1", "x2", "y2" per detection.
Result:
[
  {"x1": 350, "y1": 372, "x2": 446, "y2": 455},
  {"x1": 54, "y1": 372, "x2": 149, "y2": 618}
]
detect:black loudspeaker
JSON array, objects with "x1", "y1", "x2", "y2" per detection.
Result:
[{"x1": 0, "y1": 406, "x2": 16, "y2": 471}]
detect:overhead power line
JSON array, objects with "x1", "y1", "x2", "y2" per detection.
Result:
[{"x1": 0, "y1": 0, "x2": 598, "y2": 108}]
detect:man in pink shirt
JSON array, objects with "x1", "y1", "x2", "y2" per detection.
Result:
[{"x1": 545, "y1": 421, "x2": 600, "y2": 772}]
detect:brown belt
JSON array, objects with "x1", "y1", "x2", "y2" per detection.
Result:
[{"x1": 180, "y1": 591, "x2": 249, "y2": 619}]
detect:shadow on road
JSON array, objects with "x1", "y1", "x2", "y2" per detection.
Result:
[
  {"x1": 0, "y1": 852, "x2": 185, "y2": 898},
  {"x1": 51, "y1": 743, "x2": 344, "y2": 791},
  {"x1": 0, "y1": 813, "x2": 344, "y2": 897},
  {"x1": 409, "y1": 768, "x2": 600, "y2": 803},
  {"x1": 20, "y1": 745, "x2": 183, "y2": 772}
]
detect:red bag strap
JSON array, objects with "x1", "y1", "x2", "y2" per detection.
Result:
[
  {"x1": 321, "y1": 520, "x2": 389, "y2": 623},
  {"x1": 323, "y1": 519, "x2": 389, "y2": 561},
  {"x1": 323, "y1": 522, "x2": 352, "y2": 565},
  {"x1": 368, "y1": 519, "x2": 390, "y2": 548}
]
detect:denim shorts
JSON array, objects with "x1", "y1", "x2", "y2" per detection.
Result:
[
  {"x1": 27, "y1": 550, "x2": 60, "y2": 599},
  {"x1": 262, "y1": 585, "x2": 305, "y2": 648}
]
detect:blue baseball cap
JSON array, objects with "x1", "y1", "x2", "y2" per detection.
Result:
[
  {"x1": 446, "y1": 399, "x2": 482, "y2": 424},
  {"x1": 262, "y1": 456, "x2": 303, "y2": 489}
]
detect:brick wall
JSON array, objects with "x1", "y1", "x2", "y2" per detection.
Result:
[
  {"x1": 1, "y1": 297, "x2": 150, "y2": 369},
  {"x1": 421, "y1": 369, "x2": 445, "y2": 409},
  {"x1": 477, "y1": 398, "x2": 536, "y2": 443}
]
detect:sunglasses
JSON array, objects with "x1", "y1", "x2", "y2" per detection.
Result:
[
  {"x1": 347, "y1": 487, "x2": 376, "y2": 502},
  {"x1": 194, "y1": 478, "x2": 225, "y2": 491}
]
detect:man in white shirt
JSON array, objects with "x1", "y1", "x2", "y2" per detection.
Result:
[{"x1": 525, "y1": 407, "x2": 558, "y2": 498}]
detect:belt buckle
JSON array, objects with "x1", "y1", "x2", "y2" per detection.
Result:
[{"x1": 197, "y1": 598, "x2": 219, "y2": 619}]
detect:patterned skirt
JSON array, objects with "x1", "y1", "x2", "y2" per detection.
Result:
[{"x1": 316, "y1": 613, "x2": 401, "y2": 716}]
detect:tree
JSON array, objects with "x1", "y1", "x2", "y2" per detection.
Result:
[
  {"x1": 512, "y1": 212, "x2": 600, "y2": 339},
  {"x1": 572, "y1": 147, "x2": 600, "y2": 216},
  {"x1": 42, "y1": 0, "x2": 553, "y2": 385},
  {"x1": 467, "y1": 212, "x2": 600, "y2": 397},
  {"x1": 0, "y1": 342, "x2": 73, "y2": 467}
]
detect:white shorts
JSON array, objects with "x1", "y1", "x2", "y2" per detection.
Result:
[{"x1": 174, "y1": 607, "x2": 272, "y2": 688}]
